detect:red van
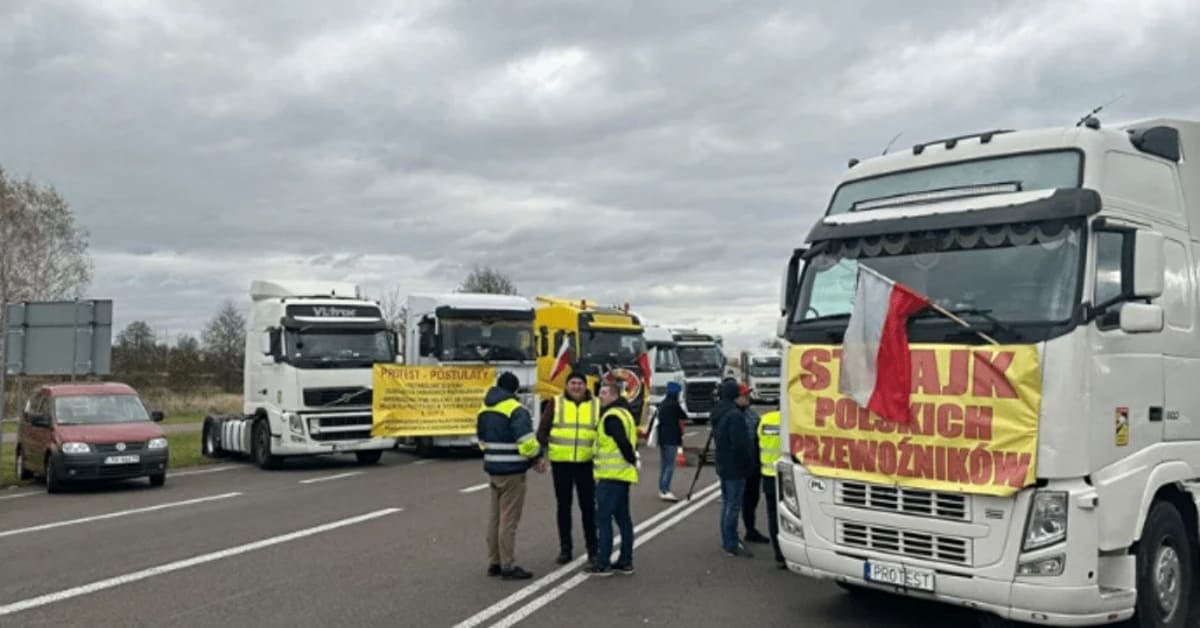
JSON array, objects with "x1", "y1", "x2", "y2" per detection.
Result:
[{"x1": 14, "y1": 382, "x2": 169, "y2": 493}]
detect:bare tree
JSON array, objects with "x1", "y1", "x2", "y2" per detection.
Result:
[
  {"x1": 202, "y1": 300, "x2": 246, "y2": 392},
  {"x1": 377, "y1": 286, "x2": 407, "y2": 336},
  {"x1": 458, "y1": 265, "x2": 518, "y2": 295},
  {"x1": 0, "y1": 167, "x2": 93, "y2": 361},
  {"x1": 760, "y1": 338, "x2": 784, "y2": 350},
  {"x1": 167, "y1": 334, "x2": 204, "y2": 392}
]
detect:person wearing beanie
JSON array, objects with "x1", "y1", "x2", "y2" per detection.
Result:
[
  {"x1": 654, "y1": 381, "x2": 686, "y2": 501},
  {"x1": 477, "y1": 370, "x2": 544, "y2": 580},
  {"x1": 535, "y1": 371, "x2": 600, "y2": 566}
]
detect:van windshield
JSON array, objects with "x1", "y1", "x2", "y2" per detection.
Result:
[
  {"x1": 55, "y1": 394, "x2": 150, "y2": 425},
  {"x1": 827, "y1": 151, "x2": 1082, "y2": 215}
]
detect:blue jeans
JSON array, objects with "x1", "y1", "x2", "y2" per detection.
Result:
[
  {"x1": 658, "y1": 446, "x2": 678, "y2": 493},
  {"x1": 720, "y1": 478, "x2": 746, "y2": 552},
  {"x1": 596, "y1": 480, "x2": 633, "y2": 569}
]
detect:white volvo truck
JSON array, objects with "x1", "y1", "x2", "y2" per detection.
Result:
[
  {"x1": 739, "y1": 349, "x2": 781, "y2": 404},
  {"x1": 403, "y1": 293, "x2": 537, "y2": 457},
  {"x1": 671, "y1": 328, "x2": 730, "y2": 424},
  {"x1": 775, "y1": 117, "x2": 1200, "y2": 627},
  {"x1": 202, "y1": 280, "x2": 398, "y2": 468}
]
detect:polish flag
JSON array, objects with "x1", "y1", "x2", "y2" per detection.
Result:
[
  {"x1": 550, "y1": 336, "x2": 573, "y2": 381},
  {"x1": 637, "y1": 351, "x2": 652, "y2": 391},
  {"x1": 839, "y1": 265, "x2": 930, "y2": 423}
]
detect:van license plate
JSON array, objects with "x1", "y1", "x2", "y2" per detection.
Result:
[
  {"x1": 104, "y1": 455, "x2": 140, "y2": 465},
  {"x1": 864, "y1": 560, "x2": 934, "y2": 591}
]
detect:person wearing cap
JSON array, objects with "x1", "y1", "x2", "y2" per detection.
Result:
[
  {"x1": 477, "y1": 371, "x2": 545, "y2": 581},
  {"x1": 736, "y1": 384, "x2": 771, "y2": 545},
  {"x1": 536, "y1": 371, "x2": 599, "y2": 565},
  {"x1": 655, "y1": 381, "x2": 686, "y2": 501},
  {"x1": 713, "y1": 378, "x2": 754, "y2": 557}
]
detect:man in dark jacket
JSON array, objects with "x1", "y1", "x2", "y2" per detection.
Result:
[
  {"x1": 713, "y1": 379, "x2": 754, "y2": 557},
  {"x1": 655, "y1": 381, "x2": 686, "y2": 501},
  {"x1": 477, "y1": 371, "x2": 544, "y2": 580},
  {"x1": 737, "y1": 385, "x2": 771, "y2": 545}
]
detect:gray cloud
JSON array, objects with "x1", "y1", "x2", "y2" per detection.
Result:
[{"x1": 3, "y1": 0, "x2": 1200, "y2": 352}]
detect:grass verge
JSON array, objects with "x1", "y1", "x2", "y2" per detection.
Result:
[{"x1": 0, "y1": 431, "x2": 217, "y2": 489}]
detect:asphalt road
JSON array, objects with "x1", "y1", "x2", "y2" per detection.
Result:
[{"x1": 0, "y1": 424, "x2": 997, "y2": 628}]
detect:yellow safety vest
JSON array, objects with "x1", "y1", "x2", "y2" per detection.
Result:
[
  {"x1": 548, "y1": 395, "x2": 598, "y2": 463},
  {"x1": 478, "y1": 398, "x2": 540, "y2": 462},
  {"x1": 594, "y1": 406, "x2": 638, "y2": 484},
  {"x1": 758, "y1": 410, "x2": 782, "y2": 477}
]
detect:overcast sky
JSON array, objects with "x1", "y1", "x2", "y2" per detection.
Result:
[{"x1": 3, "y1": 0, "x2": 1200, "y2": 354}]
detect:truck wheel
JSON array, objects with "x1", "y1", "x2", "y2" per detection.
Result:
[
  {"x1": 252, "y1": 420, "x2": 282, "y2": 470},
  {"x1": 1134, "y1": 500, "x2": 1193, "y2": 628},
  {"x1": 15, "y1": 446, "x2": 32, "y2": 481},
  {"x1": 149, "y1": 473, "x2": 166, "y2": 488},
  {"x1": 415, "y1": 437, "x2": 436, "y2": 458},
  {"x1": 201, "y1": 420, "x2": 227, "y2": 459},
  {"x1": 355, "y1": 450, "x2": 383, "y2": 465},
  {"x1": 44, "y1": 455, "x2": 63, "y2": 494}
]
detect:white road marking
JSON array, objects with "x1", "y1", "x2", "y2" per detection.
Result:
[
  {"x1": 0, "y1": 492, "x2": 242, "y2": 540},
  {"x1": 460, "y1": 482, "x2": 490, "y2": 494},
  {"x1": 684, "y1": 431, "x2": 698, "y2": 438},
  {"x1": 452, "y1": 481, "x2": 721, "y2": 628},
  {"x1": 0, "y1": 491, "x2": 39, "y2": 501},
  {"x1": 170, "y1": 465, "x2": 238, "y2": 477},
  {"x1": 492, "y1": 487, "x2": 723, "y2": 627},
  {"x1": 298, "y1": 471, "x2": 364, "y2": 485},
  {"x1": 0, "y1": 508, "x2": 402, "y2": 618},
  {"x1": 411, "y1": 459, "x2": 434, "y2": 465}
]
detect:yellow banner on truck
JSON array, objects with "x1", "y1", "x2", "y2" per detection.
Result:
[
  {"x1": 371, "y1": 364, "x2": 495, "y2": 437},
  {"x1": 787, "y1": 344, "x2": 1042, "y2": 497}
]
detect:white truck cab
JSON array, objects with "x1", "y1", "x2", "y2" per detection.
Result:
[
  {"x1": 644, "y1": 325, "x2": 688, "y2": 415},
  {"x1": 671, "y1": 328, "x2": 731, "y2": 424},
  {"x1": 404, "y1": 293, "x2": 537, "y2": 457},
  {"x1": 776, "y1": 117, "x2": 1200, "y2": 627},
  {"x1": 202, "y1": 280, "x2": 398, "y2": 468},
  {"x1": 739, "y1": 350, "x2": 781, "y2": 404}
]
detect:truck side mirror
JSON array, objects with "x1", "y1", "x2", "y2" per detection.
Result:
[
  {"x1": 418, "y1": 317, "x2": 436, "y2": 357},
  {"x1": 780, "y1": 247, "x2": 806, "y2": 315},
  {"x1": 1132, "y1": 230, "x2": 1164, "y2": 299},
  {"x1": 1119, "y1": 302, "x2": 1164, "y2": 333}
]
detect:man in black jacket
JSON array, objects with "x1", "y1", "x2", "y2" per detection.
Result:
[
  {"x1": 655, "y1": 381, "x2": 686, "y2": 501},
  {"x1": 737, "y1": 385, "x2": 771, "y2": 545},
  {"x1": 713, "y1": 379, "x2": 753, "y2": 557}
]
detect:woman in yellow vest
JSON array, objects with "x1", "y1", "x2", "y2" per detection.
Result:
[
  {"x1": 758, "y1": 409, "x2": 785, "y2": 568},
  {"x1": 585, "y1": 381, "x2": 639, "y2": 576}
]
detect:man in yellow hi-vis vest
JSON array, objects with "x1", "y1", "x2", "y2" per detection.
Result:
[
  {"x1": 585, "y1": 381, "x2": 639, "y2": 577},
  {"x1": 758, "y1": 409, "x2": 785, "y2": 568},
  {"x1": 536, "y1": 372, "x2": 600, "y2": 565}
]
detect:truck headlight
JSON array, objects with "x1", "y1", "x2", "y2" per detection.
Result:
[
  {"x1": 286, "y1": 413, "x2": 303, "y2": 434},
  {"x1": 1018, "y1": 554, "x2": 1066, "y2": 577},
  {"x1": 148, "y1": 437, "x2": 168, "y2": 450},
  {"x1": 1023, "y1": 491, "x2": 1068, "y2": 551},
  {"x1": 61, "y1": 442, "x2": 91, "y2": 454},
  {"x1": 777, "y1": 459, "x2": 801, "y2": 516}
]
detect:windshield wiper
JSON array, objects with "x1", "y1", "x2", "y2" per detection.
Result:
[{"x1": 914, "y1": 307, "x2": 1021, "y2": 340}]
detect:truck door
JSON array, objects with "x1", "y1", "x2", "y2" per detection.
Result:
[
  {"x1": 1088, "y1": 228, "x2": 1167, "y2": 466},
  {"x1": 1163, "y1": 238, "x2": 1200, "y2": 441}
]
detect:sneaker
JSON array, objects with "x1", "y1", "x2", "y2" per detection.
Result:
[
  {"x1": 584, "y1": 563, "x2": 612, "y2": 577},
  {"x1": 555, "y1": 550, "x2": 572, "y2": 565},
  {"x1": 612, "y1": 562, "x2": 635, "y2": 575},
  {"x1": 725, "y1": 545, "x2": 754, "y2": 558},
  {"x1": 487, "y1": 564, "x2": 502, "y2": 577},
  {"x1": 501, "y1": 566, "x2": 534, "y2": 580},
  {"x1": 659, "y1": 491, "x2": 680, "y2": 502}
]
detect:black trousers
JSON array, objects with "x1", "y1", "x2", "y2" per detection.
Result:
[
  {"x1": 743, "y1": 469, "x2": 762, "y2": 532},
  {"x1": 763, "y1": 475, "x2": 783, "y2": 562},
  {"x1": 552, "y1": 461, "x2": 597, "y2": 557}
]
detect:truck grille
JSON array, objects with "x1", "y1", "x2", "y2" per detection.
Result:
[
  {"x1": 303, "y1": 387, "x2": 372, "y2": 407},
  {"x1": 310, "y1": 414, "x2": 374, "y2": 442},
  {"x1": 837, "y1": 481, "x2": 969, "y2": 522},
  {"x1": 837, "y1": 520, "x2": 971, "y2": 565},
  {"x1": 685, "y1": 382, "x2": 716, "y2": 413}
]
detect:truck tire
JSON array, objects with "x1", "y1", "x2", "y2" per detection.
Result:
[
  {"x1": 15, "y1": 445, "x2": 32, "y2": 481},
  {"x1": 1133, "y1": 500, "x2": 1193, "y2": 628},
  {"x1": 201, "y1": 419, "x2": 227, "y2": 459},
  {"x1": 252, "y1": 419, "x2": 282, "y2": 470},
  {"x1": 355, "y1": 450, "x2": 383, "y2": 465},
  {"x1": 415, "y1": 437, "x2": 436, "y2": 458}
]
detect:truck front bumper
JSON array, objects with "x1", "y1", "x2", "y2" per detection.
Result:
[
  {"x1": 778, "y1": 525, "x2": 1135, "y2": 626},
  {"x1": 275, "y1": 433, "x2": 395, "y2": 455}
]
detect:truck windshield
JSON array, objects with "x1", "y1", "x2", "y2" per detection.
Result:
[
  {"x1": 440, "y1": 319, "x2": 534, "y2": 362},
  {"x1": 285, "y1": 329, "x2": 394, "y2": 367},
  {"x1": 581, "y1": 329, "x2": 646, "y2": 368},
  {"x1": 678, "y1": 346, "x2": 724, "y2": 370},
  {"x1": 792, "y1": 220, "x2": 1082, "y2": 341},
  {"x1": 750, "y1": 359, "x2": 780, "y2": 377},
  {"x1": 653, "y1": 345, "x2": 682, "y2": 372},
  {"x1": 55, "y1": 394, "x2": 150, "y2": 425},
  {"x1": 827, "y1": 150, "x2": 1082, "y2": 215}
]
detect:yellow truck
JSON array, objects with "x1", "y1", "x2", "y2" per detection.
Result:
[{"x1": 534, "y1": 297, "x2": 650, "y2": 430}]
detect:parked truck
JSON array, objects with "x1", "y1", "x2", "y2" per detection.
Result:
[
  {"x1": 739, "y1": 349, "x2": 781, "y2": 404},
  {"x1": 401, "y1": 292, "x2": 538, "y2": 457},
  {"x1": 670, "y1": 328, "x2": 729, "y2": 424},
  {"x1": 774, "y1": 117, "x2": 1200, "y2": 626},
  {"x1": 201, "y1": 280, "x2": 398, "y2": 468}
]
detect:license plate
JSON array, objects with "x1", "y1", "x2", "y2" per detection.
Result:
[
  {"x1": 104, "y1": 455, "x2": 140, "y2": 465},
  {"x1": 864, "y1": 560, "x2": 935, "y2": 592}
]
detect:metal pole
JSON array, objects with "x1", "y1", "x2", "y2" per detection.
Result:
[{"x1": 70, "y1": 299, "x2": 80, "y2": 382}]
